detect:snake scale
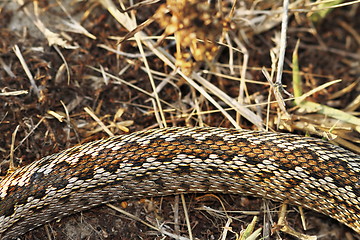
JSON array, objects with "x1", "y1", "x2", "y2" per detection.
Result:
[{"x1": 1, "y1": 127, "x2": 360, "y2": 239}]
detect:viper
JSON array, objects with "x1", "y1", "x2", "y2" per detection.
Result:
[{"x1": 1, "y1": 127, "x2": 359, "y2": 239}]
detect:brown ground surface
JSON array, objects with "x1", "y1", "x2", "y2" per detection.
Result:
[{"x1": 0, "y1": 1, "x2": 359, "y2": 240}]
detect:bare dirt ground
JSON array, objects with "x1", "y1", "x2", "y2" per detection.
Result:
[{"x1": 0, "y1": 0, "x2": 359, "y2": 239}]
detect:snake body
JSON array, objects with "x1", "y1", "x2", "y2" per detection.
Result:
[{"x1": 1, "y1": 127, "x2": 360, "y2": 239}]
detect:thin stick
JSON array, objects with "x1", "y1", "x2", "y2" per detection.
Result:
[
  {"x1": 84, "y1": 107, "x2": 114, "y2": 137},
  {"x1": 275, "y1": 0, "x2": 289, "y2": 86},
  {"x1": 181, "y1": 194, "x2": 193, "y2": 240}
]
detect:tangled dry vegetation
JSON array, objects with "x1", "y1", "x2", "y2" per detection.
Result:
[{"x1": 0, "y1": 0, "x2": 359, "y2": 239}]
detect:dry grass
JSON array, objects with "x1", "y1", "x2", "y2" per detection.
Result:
[{"x1": 0, "y1": 0, "x2": 359, "y2": 239}]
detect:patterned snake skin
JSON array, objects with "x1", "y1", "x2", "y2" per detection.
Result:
[{"x1": 1, "y1": 127, "x2": 360, "y2": 239}]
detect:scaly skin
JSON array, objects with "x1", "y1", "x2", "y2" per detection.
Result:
[{"x1": 1, "y1": 127, "x2": 360, "y2": 239}]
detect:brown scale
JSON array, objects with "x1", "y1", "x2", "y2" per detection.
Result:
[{"x1": 274, "y1": 150, "x2": 286, "y2": 158}]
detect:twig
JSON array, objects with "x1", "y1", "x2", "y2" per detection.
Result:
[
  {"x1": 181, "y1": 194, "x2": 193, "y2": 240},
  {"x1": 275, "y1": 0, "x2": 289, "y2": 87},
  {"x1": 84, "y1": 107, "x2": 114, "y2": 137},
  {"x1": 13, "y1": 45, "x2": 41, "y2": 99}
]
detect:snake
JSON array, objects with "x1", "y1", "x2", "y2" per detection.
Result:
[{"x1": 0, "y1": 127, "x2": 360, "y2": 239}]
